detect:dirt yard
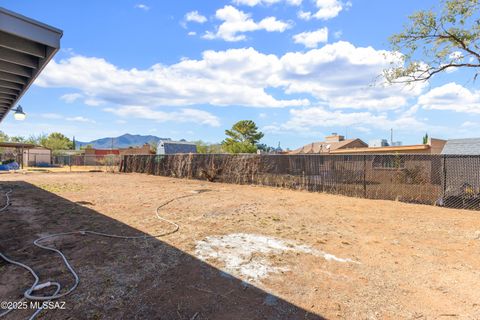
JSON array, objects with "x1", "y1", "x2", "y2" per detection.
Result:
[{"x1": 0, "y1": 172, "x2": 479, "y2": 319}]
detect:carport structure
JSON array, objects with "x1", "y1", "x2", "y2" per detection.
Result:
[
  {"x1": 0, "y1": 7, "x2": 62, "y2": 122},
  {"x1": 0, "y1": 141, "x2": 52, "y2": 169}
]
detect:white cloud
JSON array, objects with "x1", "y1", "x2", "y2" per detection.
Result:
[
  {"x1": 444, "y1": 65, "x2": 459, "y2": 73},
  {"x1": 104, "y1": 106, "x2": 221, "y2": 127},
  {"x1": 41, "y1": 113, "x2": 63, "y2": 120},
  {"x1": 188, "y1": 31, "x2": 197, "y2": 36},
  {"x1": 293, "y1": 28, "x2": 328, "y2": 48},
  {"x1": 449, "y1": 51, "x2": 463, "y2": 60},
  {"x1": 134, "y1": 4, "x2": 150, "y2": 11},
  {"x1": 333, "y1": 30, "x2": 342, "y2": 39},
  {"x1": 60, "y1": 94, "x2": 102, "y2": 106},
  {"x1": 84, "y1": 98, "x2": 103, "y2": 106},
  {"x1": 36, "y1": 41, "x2": 423, "y2": 112},
  {"x1": 417, "y1": 83, "x2": 480, "y2": 114},
  {"x1": 233, "y1": 0, "x2": 302, "y2": 6},
  {"x1": 66, "y1": 116, "x2": 96, "y2": 123},
  {"x1": 297, "y1": 10, "x2": 312, "y2": 20},
  {"x1": 61, "y1": 48, "x2": 76, "y2": 56},
  {"x1": 40, "y1": 113, "x2": 96, "y2": 123},
  {"x1": 279, "y1": 41, "x2": 425, "y2": 110},
  {"x1": 204, "y1": 5, "x2": 291, "y2": 41},
  {"x1": 461, "y1": 121, "x2": 478, "y2": 128},
  {"x1": 185, "y1": 11, "x2": 207, "y2": 23},
  {"x1": 266, "y1": 106, "x2": 427, "y2": 134},
  {"x1": 297, "y1": 12, "x2": 313, "y2": 20},
  {"x1": 60, "y1": 93, "x2": 83, "y2": 103},
  {"x1": 298, "y1": 0, "x2": 344, "y2": 21},
  {"x1": 36, "y1": 48, "x2": 307, "y2": 108}
]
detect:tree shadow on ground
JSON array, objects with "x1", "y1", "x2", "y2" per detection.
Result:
[{"x1": 0, "y1": 181, "x2": 325, "y2": 320}]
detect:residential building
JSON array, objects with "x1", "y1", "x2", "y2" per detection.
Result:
[
  {"x1": 330, "y1": 138, "x2": 446, "y2": 155},
  {"x1": 23, "y1": 146, "x2": 52, "y2": 167},
  {"x1": 119, "y1": 144, "x2": 154, "y2": 156},
  {"x1": 441, "y1": 138, "x2": 480, "y2": 197},
  {"x1": 290, "y1": 133, "x2": 368, "y2": 154},
  {"x1": 289, "y1": 137, "x2": 447, "y2": 189},
  {"x1": 83, "y1": 144, "x2": 154, "y2": 156},
  {"x1": 441, "y1": 138, "x2": 480, "y2": 155},
  {"x1": 0, "y1": 142, "x2": 51, "y2": 168},
  {"x1": 84, "y1": 148, "x2": 120, "y2": 157},
  {"x1": 157, "y1": 140, "x2": 197, "y2": 155}
]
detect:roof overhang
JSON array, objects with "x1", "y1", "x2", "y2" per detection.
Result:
[
  {"x1": 0, "y1": 7, "x2": 62, "y2": 122},
  {"x1": 0, "y1": 141, "x2": 36, "y2": 148}
]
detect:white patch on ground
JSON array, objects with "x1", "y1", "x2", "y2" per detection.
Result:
[{"x1": 194, "y1": 233, "x2": 358, "y2": 282}]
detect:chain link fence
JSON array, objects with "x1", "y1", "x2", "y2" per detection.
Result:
[
  {"x1": 0, "y1": 153, "x2": 121, "y2": 172},
  {"x1": 0, "y1": 149, "x2": 23, "y2": 166},
  {"x1": 51, "y1": 155, "x2": 121, "y2": 170},
  {"x1": 121, "y1": 153, "x2": 480, "y2": 210}
]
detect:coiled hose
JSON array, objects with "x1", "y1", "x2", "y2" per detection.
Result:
[{"x1": 0, "y1": 187, "x2": 190, "y2": 319}]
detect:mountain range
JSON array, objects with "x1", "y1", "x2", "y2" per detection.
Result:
[{"x1": 76, "y1": 134, "x2": 170, "y2": 149}]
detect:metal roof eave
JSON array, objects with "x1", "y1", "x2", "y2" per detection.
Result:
[
  {"x1": 0, "y1": 7, "x2": 62, "y2": 122},
  {"x1": 0, "y1": 7, "x2": 62, "y2": 48}
]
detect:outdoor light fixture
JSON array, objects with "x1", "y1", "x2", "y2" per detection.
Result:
[{"x1": 11, "y1": 105, "x2": 26, "y2": 121}]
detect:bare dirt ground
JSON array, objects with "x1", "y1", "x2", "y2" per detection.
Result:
[
  {"x1": 0, "y1": 172, "x2": 479, "y2": 320},
  {"x1": 21, "y1": 165, "x2": 118, "y2": 173}
]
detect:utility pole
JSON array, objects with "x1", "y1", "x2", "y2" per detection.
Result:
[{"x1": 390, "y1": 128, "x2": 393, "y2": 145}]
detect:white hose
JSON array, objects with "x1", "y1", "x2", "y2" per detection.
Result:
[
  {"x1": 0, "y1": 250, "x2": 61, "y2": 319},
  {"x1": 0, "y1": 187, "x2": 190, "y2": 319},
  {"x1": 0, "y1": 189, "x2": 12, "y2": 211}
]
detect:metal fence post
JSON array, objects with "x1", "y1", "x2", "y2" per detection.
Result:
[
  {"x1": 363, "y1": 155, "x2": 367, "y2": 198},
  {"x1": 121, "y1": 155, "x2": 126, "y2": 173},
  {"x1": 121, "y1": 153, "x2": 480, "y2": 210},
  {"x1": 442, "y1": 156, "x2": 447, "y2": 199}
]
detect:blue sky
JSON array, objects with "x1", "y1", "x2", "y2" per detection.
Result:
[{"x1": 1, "y1": 0, "x2": 479, "y2": 148}]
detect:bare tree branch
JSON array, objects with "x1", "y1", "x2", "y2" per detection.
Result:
[{"x1": 385, "y1": 0, "x2": 480, "y2": 84}]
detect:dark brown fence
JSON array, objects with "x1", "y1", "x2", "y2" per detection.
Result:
[{"x1": 121, "y1": 154, "x2": 480, "y2": 210}]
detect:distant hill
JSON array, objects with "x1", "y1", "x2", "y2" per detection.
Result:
[{"x1": 76, "y1": 134, "x2": 170, "y2": 149}]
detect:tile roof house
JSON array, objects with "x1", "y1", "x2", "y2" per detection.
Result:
[
  {"x1": 332, "y1": 138, "x2": 446, "y2": 154},
  {"x1": 290, "y1": 134, "x2": 368, "y2": 154},
  {"x1": 441, "y1": 138, "x2": 480, "y2": 155}
]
